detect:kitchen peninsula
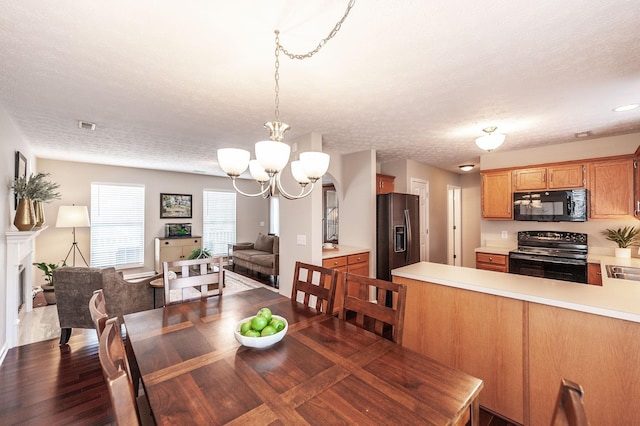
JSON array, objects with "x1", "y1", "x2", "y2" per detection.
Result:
[{"x1": 392, "y1": 260, "x2": 640, "y2": 425}]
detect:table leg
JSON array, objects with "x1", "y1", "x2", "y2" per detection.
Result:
[{"x1": 470, "y1": 398, "x2": 480, "y2": 426}]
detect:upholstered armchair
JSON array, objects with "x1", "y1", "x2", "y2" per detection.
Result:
[{"x1": 53, "y1": 267, "x2": 162, "y2": 345}]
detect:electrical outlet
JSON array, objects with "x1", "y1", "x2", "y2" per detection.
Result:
[
  {"x1": 296, "y1": 234, "x2": 307, "y2": 245},
  {"x1": 259, "y1": 221, "x2": 265, "y2": 227},
  {"x1": 501, "y1": 230, "x2": 508, "y2": 239}
]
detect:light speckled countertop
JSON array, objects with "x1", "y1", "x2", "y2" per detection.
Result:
[
  {"x1": 321, "y1": 245, "x2": 369, "y2": 260},
  {"x1": 392, "y1": 259, "x2": 640, "y2": 323}
]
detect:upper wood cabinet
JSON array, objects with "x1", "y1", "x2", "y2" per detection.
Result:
[
  {"x1": 376, "y1": 173, "x2": 395, "y2": 194},
  {"x1": 481, "y1": 170, "x2": 512, "y2": 219},
  {"x1": 548, "y1": 164, "x2": 586, "y2": 189},
  {"x1": 513, "y1": 167, "x2": 547, "y2": 191},
  {"x1": 513, "y1": 164, "x2": 585, "y2": 191},
  {"x1": 588, "y1": 158, "x2": 634, "y2": 219}
]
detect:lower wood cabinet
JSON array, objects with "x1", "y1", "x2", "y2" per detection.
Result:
[
  {"x1": 394, "y1": 275, "x2": 640, "y2": 425},
  {"x1": 587, "y1": 262, "x2": 603, "y2": 286},
  {"x1": 323, "y1": 251, "x2": 369, "y2": 314},
  {"x1": 154, "y1": 236, "x2": 202, "y2": 273},
  {"x1": 476, "y1": 252, "x2": 508, "y2": 273}
]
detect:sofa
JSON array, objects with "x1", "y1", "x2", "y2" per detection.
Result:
[
  {"x1": 232, "y1": 233, "x2": 279, "y2": 283},
  {"x1": 53, "y1": 266, "x2": 163, "y2": 345}
]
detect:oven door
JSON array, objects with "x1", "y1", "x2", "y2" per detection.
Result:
[{"x1": 509, "y1": 252, "x2": 587, "y2": 284}]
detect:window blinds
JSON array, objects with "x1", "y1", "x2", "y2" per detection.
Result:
[
  {"x1": 203, "y1": 190, "x2": 236, "y2": 256},
  {"x1": 90, "y1": 183, "x2": 145, "y2": 268}
]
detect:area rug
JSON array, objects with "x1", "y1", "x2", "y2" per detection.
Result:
[{"x1": 167, "y1": 269, "x2": 278, "y2": 303}]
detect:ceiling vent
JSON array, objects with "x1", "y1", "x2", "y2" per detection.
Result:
[{"x1": 78, "y1": 120, "x2": 96, "y2": 130}]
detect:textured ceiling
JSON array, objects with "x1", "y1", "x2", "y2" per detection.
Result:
[{"x1": 1, "y1": 0, "x2": 639, "y2": 176}]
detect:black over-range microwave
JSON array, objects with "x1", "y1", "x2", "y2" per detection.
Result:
[{"x1": 513, "y1": 189, "x2": 588, "y2": 222}]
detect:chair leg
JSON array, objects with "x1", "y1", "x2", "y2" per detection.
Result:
[{"x1": 59, "y1": 327, "x2": 72, "y2": 345}]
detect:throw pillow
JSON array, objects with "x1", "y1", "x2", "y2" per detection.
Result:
[{"x1": 254, "y1": 233, "x2": 273, "y2": 253}]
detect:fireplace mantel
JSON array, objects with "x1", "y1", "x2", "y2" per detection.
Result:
[{"x1": 5, "y1": 226, "x2": 46, "y2": 348}]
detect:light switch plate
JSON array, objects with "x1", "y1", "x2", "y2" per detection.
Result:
[
  {"x1": 501, "y1": 230, "x2": 508, "y2": 239},
  {"x1": 296, "y1": 234, "x2": 307, "y2": 245}
]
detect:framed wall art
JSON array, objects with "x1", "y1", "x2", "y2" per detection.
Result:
[
  {"x1": 160, "y1": 193, "x2": 192, "y2": 218},
  {"x1": 14, "y1": 151, "x2": 27, "y2": 210}
]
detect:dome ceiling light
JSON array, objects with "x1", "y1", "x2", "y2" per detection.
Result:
[{"x1": 475, "y1": 126, "x2": 506, "y2": 151}]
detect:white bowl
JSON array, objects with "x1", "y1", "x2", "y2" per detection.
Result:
[{"x1": 234, "y1": 315, "x2": 288, "y2": 348}]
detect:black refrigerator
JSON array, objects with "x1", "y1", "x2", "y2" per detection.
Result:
[{"x1": 376, "y1": 192, "x2": 420, "y2": 281}]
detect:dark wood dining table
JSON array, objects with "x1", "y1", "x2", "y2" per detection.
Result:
[{"x1": 124, "y1": 288, "x2": 483, "y2": 425}]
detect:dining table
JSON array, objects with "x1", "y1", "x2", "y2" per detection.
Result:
[{"x1": 123, "y1": 287, "x2": 483, "y2": 425}]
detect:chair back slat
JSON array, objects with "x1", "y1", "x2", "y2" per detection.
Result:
[
  {"x1": 339, "y1": 273, "x2": 407, "y2": 345},
  {"x1": 291, "y1": 262, "x2": 339, "y2": 314},
  {"x1": 89, "y1": 289, "x2": 108, "y2": 338},
  {"x1": 551, "y1": 378, "x2": 588, "y2": 426},
  {"x1": 163, "y1": 257, "x2": 224, "y2": 305},
  {"x1": 98, "y1": 317, "x2": 143, "y2": 425}
]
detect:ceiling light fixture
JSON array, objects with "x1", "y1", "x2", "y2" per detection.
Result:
[
  {"x1": 613, "y1": 103, "x2": 639, "y2": 112},
  {"x1": 459, "y1": 164, "x2": 475, "y2": 172},
  {"x1": 475, "y1": 126, "x2": 506, "y2": 151},
  {"x1": 217, "y1": 1, "x2": 356, "y2": 200}
]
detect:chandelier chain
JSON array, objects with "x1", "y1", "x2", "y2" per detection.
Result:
[{"x1": 272, "y1": 0, "x2": 356, "y2": 122}]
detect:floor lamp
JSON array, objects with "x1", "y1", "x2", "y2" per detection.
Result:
[{"x1": 56, "y1": 205, "x2": 91, "y2": 267}]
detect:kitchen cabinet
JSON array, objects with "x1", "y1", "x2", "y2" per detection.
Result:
[
  {"x1": 481, "y1": 170, "x2": 512, "y2": 219},
  {"x1": 154, "y1": 236, "x2": 202, "y2": 273},
  {"x1": 476, "y1": 252, "x2": 508, "y2": 273},
  {"x1": 588, "y1": 158, "x2": 634, "y2": 219},
  {"x1": 547, "y1": 163, "x2": 586, "y2": 189},
  {"x1": 323, "y1": 251, "x2": 369, "y2": 314},
  {"x1": 513, "y1": 164, "x2": 585, "y2": 191},
  {"x1": 587, "y1": 262, "x2": 603, "y2": 286},
  {"x1": 397, "y1": 277, "x2": 525, "y2": 423},
  {"x1": 513, "y1": 167, "x2": 547, "y2": 191},
  {"x1": 376, "y1": 173, "x2": 395, "y2": 194}
]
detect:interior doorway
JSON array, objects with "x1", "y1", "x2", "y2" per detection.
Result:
[
  {"x1": 410, "y1": 178, "x2": 429, "y2": 262},
  {"x1": 447, "y1": 185, "x2": 462, "y2": 266}
]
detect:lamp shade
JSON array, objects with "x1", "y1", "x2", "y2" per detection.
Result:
[
  {"x1": 218, "y1": 148, "x2": 250, "y2": 176},
  {"x1": 255, "y1": 141, "x2": 291, "y2": 173},
  {"x1": 299, "y1": 152, "x2": 330, "y2": 180},
  {"x1": 475, "y1": 133, "x2": 505, "y2": 151},
  {"x1": 56, "y1": 205, "x2": 90, "y2": 228}
]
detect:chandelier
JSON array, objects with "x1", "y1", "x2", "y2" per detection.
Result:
[
  {"x1": 217, "y1": 1, "x2": 356, "y2": 200},
  {"x1": 475, "y1": 126, "x2": 506, "y2": 151}
]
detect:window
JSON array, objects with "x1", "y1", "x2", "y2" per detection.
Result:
[
  {"x1": 203, "y1": 190, "x2": 236, "y2": 256},
  {"x1": 90, "y1": 183, "x2": 145, "y2": 268}
]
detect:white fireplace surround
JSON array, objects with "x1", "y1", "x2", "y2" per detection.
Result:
[{"x1": 5, "y1": 227, "x2": 45, "y2": 349}]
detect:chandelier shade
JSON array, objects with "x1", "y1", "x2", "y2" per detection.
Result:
[
  {"x1": 255, "y1": 141, "x2": 291, "y2": 174},
  {"x1": 475, "y1": 126, "x2": 506, "y2": 151},
  {"x1": 218, "y1": 148, "x2": 251, "y2": 177}
]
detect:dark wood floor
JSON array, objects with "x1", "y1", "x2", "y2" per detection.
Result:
[{"x1": 0, "y1": 332, "x2": 518, "y2": 425}]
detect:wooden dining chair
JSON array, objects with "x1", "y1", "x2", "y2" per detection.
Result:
[
  {"x1": 339, "y1": 273, "x2": 407, "y2": 345},
  {"x1": 89, "y1": 289, "x2": 108, "y2": 338},
  {"x1": 551, "y1": 378, "x2": 588, "y2": 426},
  {"x1": 99, "y1": 317, "x2": 154, "y2": 425},
  {"x1": 291, "y1": 261, "x2": 339, "y2": 314},
  {"x1": 163, "y1": 257, "x2": 224, "y2": 305}
]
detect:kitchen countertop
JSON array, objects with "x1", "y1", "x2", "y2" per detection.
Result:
[
  {"x1": 474, "y1": 246, "x2": 515, "y2": 256},
  {"x1": 321, "y1": 245, "x2": 369, "y2": 259},
  {"x1": 392, "y1": 259, "x2": 640, "y2": 323}
]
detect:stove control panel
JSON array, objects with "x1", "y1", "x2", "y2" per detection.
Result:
[{"x1": 517, "y1": 231, "x2": 587, "y2": 244}]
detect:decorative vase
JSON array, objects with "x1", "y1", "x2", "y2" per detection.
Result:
[
  {"x1": 33, "y1": 200, "x2": 46, "y2": 227},
  {"x1": 14, "y1": 198, "x2": 36, "y2": 231},
  {"x1": 615, "y1": 247, "x2": 631, "y2": 258}
]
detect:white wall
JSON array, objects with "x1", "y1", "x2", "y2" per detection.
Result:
[
  {"x1": 381, "y1": 159, "x2": 464, "y2": 265},
  {"x1": 34, "y1": 159, "x2": 268, "y2": 278},
  {"x1": 460, "y1": 172, "x2": 481, "y2": 267},
  {"x1": 1, "y1": 106, "x2": 35, "y2": 360},
  {"x1": 278, "y1": 133, "x2": 324, "y2": 298}
]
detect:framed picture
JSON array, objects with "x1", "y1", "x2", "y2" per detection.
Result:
[
  {"x1": 160, "y1": 193, "x2": 192, "y2": 218},
  {"x1": 14, "y1": 151, "x2": 27, "y2": 210}
]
